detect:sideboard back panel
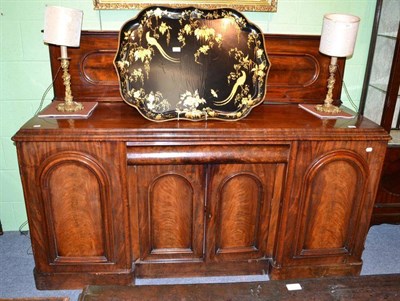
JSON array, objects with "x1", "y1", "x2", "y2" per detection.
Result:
[{"x1": 49, "y1": 31, "x2": 344, "y2": 104}]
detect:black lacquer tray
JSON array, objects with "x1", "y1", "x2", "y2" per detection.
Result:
[{"x1": 114, "y1": 6, "x2": 270, "y2": 121}]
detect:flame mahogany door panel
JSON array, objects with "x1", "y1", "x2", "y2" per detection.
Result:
[
  {"x1": 14, "y1": 141, "x2": 132, "y2": 290},
  {"x1": 270, "y1": 140, "x2": 388, "y2": 280},
  {"x1": 206, "y1": 163, "x2": 286, "y2": 262},
  {"x1": 135, "y1": 165, "x2": 206, "y2": 262}
]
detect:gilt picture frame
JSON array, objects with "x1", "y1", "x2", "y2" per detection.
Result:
[{"x1": 93, "y1": 0, "x2": 277, "y2": 12}]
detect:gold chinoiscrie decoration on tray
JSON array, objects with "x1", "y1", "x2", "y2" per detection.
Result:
[
  {"x1": 114, "y1": 6, "x2": 270, "y2": 122},
  {"x1": 94, "y1": 1, "x2": 278, "y2": 12}
]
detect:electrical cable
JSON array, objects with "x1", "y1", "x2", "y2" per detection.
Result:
[
  {"x1": 18, "y1": 221, "x2": 33, "y2": 254},
  {"x1": 34, "y1": 66, "x2": 61, "y2": 116},
  {"x1": 18, "y1": 220, "x2": 29, "y2": 236},
  {"x1": 336, "y1": 66, "x2": 359, "y2": 113},
  {"x1": 99, "y1": 9, "x2": 103, "y2": 30}
]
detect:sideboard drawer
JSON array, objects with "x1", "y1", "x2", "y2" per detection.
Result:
[{"x1": 126, "y1": 144, "x2": 290, "y2": 165}]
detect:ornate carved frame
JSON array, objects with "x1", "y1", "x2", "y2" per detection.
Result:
[{"x1": 93, "y1": 0, "x2": 278, "y2": 12}]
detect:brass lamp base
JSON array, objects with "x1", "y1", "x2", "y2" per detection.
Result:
[
  {"x1": 315, "y1": 56, "x2": 341, "y2": 114},
  {"x1": 56, "y1": 57, "x2": 84, "y2": 112},
  {"x1": 315, "y1": 102, "x2": 341, "y2": 114},
  {"x1": 56, "y1": 100, "x2": 84, "y2": 112}
]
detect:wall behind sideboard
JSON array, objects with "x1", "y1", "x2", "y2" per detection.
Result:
[{"x1": 0, "y1": 0, "x2": 377, "y2": 231}]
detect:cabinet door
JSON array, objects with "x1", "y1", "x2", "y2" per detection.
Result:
[
  {"x1": 39, "y1": 151, "x2": 113, "y2": 263},
  {"x1": 136, "y1": 165, "x2": 205, "y2": 262},
  {"x1": 292, "y1": 150, "x2": 368, "y2": 258},
  {"x1": 16, "y1": 142, "x2": 132, "y2": 288},
  {"x1": 207, "y1": 163, "x2": 286, "y2": 262},
  {"x1": 270, "y1": 140, "x2": 387, "y2": 280}
]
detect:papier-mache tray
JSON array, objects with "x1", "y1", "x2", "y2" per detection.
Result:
[{"x1": 114, "y1": 6, "x2": 270, "y2": 121}]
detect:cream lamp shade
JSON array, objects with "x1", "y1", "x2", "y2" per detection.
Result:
[
  {"x1": 42, "y1": 6, "x2": 85, "y2": 112},
  {"x1": 319, "y1": 13, "x2": 360, "y2": 57},
  {"x1": 43, "y1": 6, "x2": 83, "y2": 57}
]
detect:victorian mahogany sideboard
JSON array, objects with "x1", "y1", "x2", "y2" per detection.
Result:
[{"x1": 12, "y1": 32, "x2": 390, "y2": 289}]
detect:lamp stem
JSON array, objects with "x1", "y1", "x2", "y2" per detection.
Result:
[
  {"x1": 60, "y1": 45, "x2": 68, "y2": 59},
  {"x1": 315, "y1": 56, "x2": 341, "y2": 114},
  {"x1": 56, "y1": 50, "x2": 84, "y2": 112}
]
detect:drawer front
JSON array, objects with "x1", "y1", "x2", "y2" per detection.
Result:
[{"x1": 126, "y1": 144, "x2": 290, "y2": 165}]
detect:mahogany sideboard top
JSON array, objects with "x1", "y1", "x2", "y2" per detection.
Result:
[
  {"x1": 14, "y1": 102, "x2": 387, "y2": 142},
  {"x1": 12, "y1": 31, "x2": 390, "y2": 290}
]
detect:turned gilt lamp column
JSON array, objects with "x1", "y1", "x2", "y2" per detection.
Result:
[
  {"x1": 43, "y1": 6, "x2": 84, "y2": 112},
  {"x1": 316, "y1": 13, "x2": 360, "y2": 114}
]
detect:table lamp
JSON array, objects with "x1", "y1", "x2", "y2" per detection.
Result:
[
  {"x1": 43, "y1": 6, "x2": 84, "y2": 112},
  {"x1": 316, "y1": 13, "x2": 360, "y2": 114}
]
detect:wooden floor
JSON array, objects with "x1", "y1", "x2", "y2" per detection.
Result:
[{"x1": 79, "y1": 274, "x2": 400, "y2": 301}]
